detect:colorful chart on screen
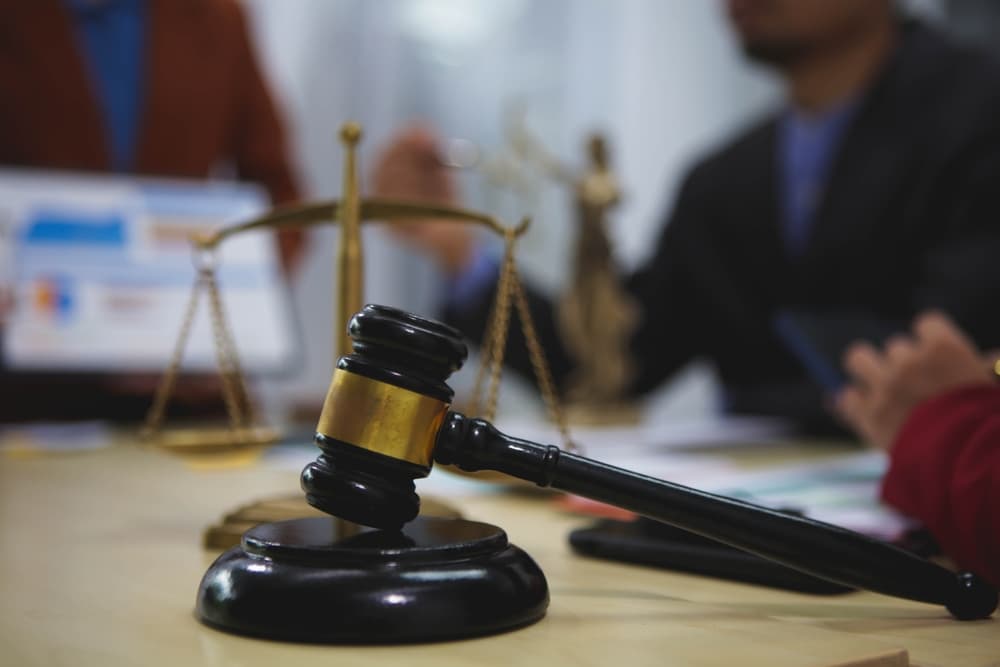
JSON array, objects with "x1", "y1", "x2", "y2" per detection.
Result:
[{"x1": 0, "y1": 168, "x2": 297, "y2": 373}]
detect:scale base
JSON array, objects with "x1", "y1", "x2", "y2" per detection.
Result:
[{"x1": 196, "y1": 516, "x2": 549, "y2": 643}]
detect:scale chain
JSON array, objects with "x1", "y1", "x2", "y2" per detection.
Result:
[
  {"x1": 484, "y1": 232, "x2": 518, "y2": 421},
  {"x1": 141, "y1": 263, "x2": 258, "y2": 442},
  {"x1": 204, "y1": 268, "x2": 256, "y2": 431},
  {"x1": 470, "y1": 231, "x2": 577, "y2": 452},
  {"x1": 510, "y1": 264, "x2": 576, "y2": 451},
  {"x1": 141, "y1": 270, "x2": 206, "y2": 439},
  {"x1": 470, "y1": 231, "x2": 514, "y2": 419}
]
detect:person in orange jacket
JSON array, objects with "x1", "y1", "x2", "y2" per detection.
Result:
[
  {"x1": 0, "y1": 0, "x2": 304, "y2": 266},
  {"x1": 0, "y1": 0, "x2": 304, "y2": 421}
]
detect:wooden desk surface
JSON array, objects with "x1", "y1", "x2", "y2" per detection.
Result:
[{"x1": 1, "y1": 441, "x2": 997, "y2": 667}]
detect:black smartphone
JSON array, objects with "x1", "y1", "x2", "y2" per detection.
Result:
[
  {"x1": 569, "y1": 517, "x2": 853, "y2": 594},
  {"x1": 773, "y1": 309, "x2": 907, "y2": 392}
]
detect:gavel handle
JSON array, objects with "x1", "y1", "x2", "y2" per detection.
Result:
[{"x1": 434, "y1": 412, "x2": 998, "y2": 620}]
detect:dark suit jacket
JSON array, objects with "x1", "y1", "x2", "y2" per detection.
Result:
[{"x1": 447, "y1": 23, "x2": 1000, "y2": 431}]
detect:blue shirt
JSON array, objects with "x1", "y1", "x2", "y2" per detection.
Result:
[
  {"x1": 777, "y1": 99, "x2": 859, "y2": 258},
  {"x1": 444, "y1": 242, "x2": 499, "y2": 307},
  {"x1": 64, "y1": 0, "x2": 147, "y2": 172}
]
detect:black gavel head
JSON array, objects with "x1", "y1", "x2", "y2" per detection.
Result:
[{"x1": 301, "y1": 304, "x2": 468, "y2": 530}]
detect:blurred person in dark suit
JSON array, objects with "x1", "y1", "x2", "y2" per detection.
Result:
[
  {"x1": 0, "y1": 0, "x2": 303, "y2": 422},
  {"x1": 374, "y1": 0, "x2": 1000, "y2": 433}
]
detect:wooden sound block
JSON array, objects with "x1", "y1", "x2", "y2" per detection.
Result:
[
  {"x1": 203, "y1": 493, "x2": 462, "y2": 550},
  {"x1": 196, "y1": 516, "x2": 549, "y2": 643}
]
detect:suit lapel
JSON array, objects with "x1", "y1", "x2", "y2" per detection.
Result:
[
  {"x1": 799, "y1": 108, "x2": 904, "y2": 273},
  {"x1": 731, "y1": 121, "x2": 791, "y2": 304},
  {"x1": 27, "y1": 1, "x2": 110, "y2": 169},
  {"x1": 134, "y1": 0, "x2": 214, "y2": 174},
  {"x1": 756, "y1": 123, "x2": 790, "y2": 284},
  {"x1": 796, "y1": 44, "x2": 914, "y2": 277},
  {"x1": 133, "y1": 0, "x2": 169, "y2": 173}
]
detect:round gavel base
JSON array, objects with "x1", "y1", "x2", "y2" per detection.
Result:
[{"x1": 196, "y1": 516, "x2": 549, "y2": 643}]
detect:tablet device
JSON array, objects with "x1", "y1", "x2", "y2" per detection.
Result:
[
  {"x1": 0, "y1": 168, "x2": 298, "y2": 374},
  {"x1": 569, "y1": 517, "x2": 853, "y2": 594}
]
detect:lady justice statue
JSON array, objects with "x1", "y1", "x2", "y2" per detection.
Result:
[
  {"x1": 452, "y1": 111, "x2": 640, "y2": 419},
  {"x1": 554, "y1": 133, "x2": 639, "y2": 412}
]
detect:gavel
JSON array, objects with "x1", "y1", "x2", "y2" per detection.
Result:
[{"x1": 299, "y1": 304, "x2": 997, "y2": 621}]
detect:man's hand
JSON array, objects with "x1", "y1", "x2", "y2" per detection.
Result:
[
  {"x1": 836, "y1": 311, "x2": 995, "y2": 450},
  {"x1": 372, "y1": 125, "x2": 476, "y2": 276}
]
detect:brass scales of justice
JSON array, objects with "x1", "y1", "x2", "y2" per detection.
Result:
[
  {"x1": 140, "y1": 121, "x2": 576, "y2": 459},
  {"x1": 140, "y1": 121, "x2": 579, "y2": 550}
]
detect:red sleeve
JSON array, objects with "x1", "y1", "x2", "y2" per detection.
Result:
[{"x1": 882, "y1": 384, "x2": 1000, "y2": 587}]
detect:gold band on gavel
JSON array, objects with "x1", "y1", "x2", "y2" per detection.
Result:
[{"x1": 316, "y1": 369, "x2": 449, "y2": 468}]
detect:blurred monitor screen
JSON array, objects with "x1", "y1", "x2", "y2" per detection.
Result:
[{"x1": 0, "y1": 169, "x2": 297, "y2": 373}]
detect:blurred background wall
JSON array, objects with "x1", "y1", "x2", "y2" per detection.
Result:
[{"x1": 239, "y1": 0, "x2": 988, "y2": 422}]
